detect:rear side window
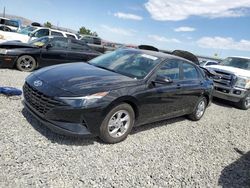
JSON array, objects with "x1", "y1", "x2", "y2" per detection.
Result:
[
  {"x1": 156, "y1": 60, "x2": 180, "y2": 80},
  {"x1": 70, "y1": 40, "x2": 91, "y2": 51},
  {"x1": 66, "y1": 34, "x2": 76, "y2": 39},
  {"x1": 182, "y1": 62, "x2": 199, "y2": 80},
  {"x1": 206, "y1": 62, "x2": 217, "y2": 66},
  {"x1": 5, "y1": 20, "x2": 19, "y2": 27},
  {"x1": 51, "y1": 31, "x2": 64, "y2": 36}
]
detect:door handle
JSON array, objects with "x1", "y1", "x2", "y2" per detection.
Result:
[{"x1": 176, "y1": 84, "x2": 182, "y2": 89}]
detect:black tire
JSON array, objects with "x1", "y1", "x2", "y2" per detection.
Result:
[
  {"x1": 237, "y1": 93, "x2": 250, "y2": 110},
  {"x1": 16, "y1": 55, "x2": 36, "y2": 72},
  {"x1": 188, "y1": 97, "x2": 207, "y2": 121},
  {"x1": 99, "y1": 103, "x2": 135, "y2": 144}
]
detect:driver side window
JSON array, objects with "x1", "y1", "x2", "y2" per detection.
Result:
[{"x1": 156, "y1": 60, "x2": 180, "y2": 80}]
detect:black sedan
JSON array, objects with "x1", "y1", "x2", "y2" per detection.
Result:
[
  {"x1": 23, "y1": 49, "x2": 213, "y2": 143},
  {"x1": 0, "y1": 36, "x2": 101, "y2": 72}
]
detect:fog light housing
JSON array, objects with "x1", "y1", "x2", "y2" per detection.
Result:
[{"x1": 233, "y1": 90, "x2": 241, "y2": 95}]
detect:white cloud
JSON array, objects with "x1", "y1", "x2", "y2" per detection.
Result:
[
  {"x1": 114, "y1": 12, "x2": 143, "y2": 20},
  {"x1": 101, "y1": 25, "x2": 136, "y2": 36},
  {"x1": 174, "y1": 27, "x2": 196, "y2": 32},
  {"x1": 145, "y1": 0, "x2": 250, "y2": 21},
  {"x1": 148, "y1": 34, "x2": 181, "y2": 43},
  {"x1": 197, "y1": 36, "x2": 250, "y2": 51}
]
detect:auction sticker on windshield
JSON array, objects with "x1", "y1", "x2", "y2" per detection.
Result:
[{"x1": 141, "y1": 54, "x2": 158, "y2": 61}]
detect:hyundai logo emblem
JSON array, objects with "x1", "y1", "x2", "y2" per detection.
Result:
[{"x1": 34, "y1": 80, "x2": 43, "y2": 87}]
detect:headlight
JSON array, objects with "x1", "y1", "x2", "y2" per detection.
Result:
[
  {"x1": 235, "y1": 77, "x2": 250, "y2": 89},
  {"x1": 58, "y1": 91, "x2": 109, "y2": 107},
  {"x1": 0, "y1": 48, "x2": 7, "y2": 54}
]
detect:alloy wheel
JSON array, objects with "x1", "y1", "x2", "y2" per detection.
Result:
[
  {"x1": 196, "y1": 100, "x2": 206, "y2": 119},
  {"x1": 108, "y1": 110, "x2": 131, "y2": 138}
]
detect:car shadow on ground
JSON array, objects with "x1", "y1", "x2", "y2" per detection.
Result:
[
  {"x1": 212, "y1": 97, "x2": 237, "y2": 109},
  {"x1": 22, "y1": 108, "x2": 187, "y2": 146},
  {"x1": 131, "y1": 116, "x2": 186, "y2": 135},
  {"x1": 218, "y1": 148, "x2": 250, "y2": 187},
  {"x1": 22, "y1": 108, "x2": 98, "y2": 146}
]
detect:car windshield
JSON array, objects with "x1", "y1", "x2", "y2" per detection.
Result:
[
  {"x1": 89, "y1": 50, "x2": 161, "y2": 79},
  {"x1": 18, "y1": 26, "x2": 36, "y2": 35},
  {"x1": 220, "y1": 57, "x2": 250, "y2": 70},
  {"x1": 29, "y1": 37, "x2": 49, "y2": 47}
]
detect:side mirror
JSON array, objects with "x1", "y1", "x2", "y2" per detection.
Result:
[
  {"x1": 28, "y1": 32, "x2": 34, "y2": 37},
  {"x1": 153, "y1": 75, "x2": 173, "y2": 85},
  {"x1": 46, "y1": 43, "x2": 53, "y2": 49}
]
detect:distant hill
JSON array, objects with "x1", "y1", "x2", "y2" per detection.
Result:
[{"x1": 0, "y1": 14, "x2": 77, "y2": 33}]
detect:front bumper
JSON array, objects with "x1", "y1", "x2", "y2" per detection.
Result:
[
  {"x1": 213, "y1": 84, "x2": 249, "y2": 102},
  {"x1": 23, "y1": 101, "x2": 93, "y2": 137},
  {"x1": 0, "y1": 54, "x2": 17, "y2": 68}
]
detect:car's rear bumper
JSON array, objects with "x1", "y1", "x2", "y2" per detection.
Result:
[{"x1": 23, "y1": 101, "x2": 92, "y2": 137}]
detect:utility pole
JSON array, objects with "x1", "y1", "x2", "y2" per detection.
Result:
[{"x1": 3, "y1": 6, "x2": 6, "y2": 17}]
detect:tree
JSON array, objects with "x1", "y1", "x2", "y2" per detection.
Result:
[
  {"x1": 78, "y1": 26, "x2": 98, "y2": 36},
  {"x1": 44, "y1": 21, "x2": 52, "y2": 28}
]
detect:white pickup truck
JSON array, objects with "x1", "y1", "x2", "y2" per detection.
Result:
[{"x1": 207, "y1": 56, "x2": 250, "y2": 110}]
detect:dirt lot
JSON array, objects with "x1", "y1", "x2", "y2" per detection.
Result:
[{"x1": 0, "y1": 69, "x2": 250, "y2": 187}]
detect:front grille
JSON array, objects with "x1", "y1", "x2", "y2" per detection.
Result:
[
  {"x1": 23, "y1": 82, "x2": 66, "y2": 116},
  {"x1": 213, "y1": 70, "x2": 235, "y2": 87}
]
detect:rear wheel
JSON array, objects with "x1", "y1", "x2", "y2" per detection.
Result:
[
  {"x1": 99, "y1": 103, "x2": 135, "y2": 144},
  {"x1": 237, "y1": 93, "x2": 250, "y2": 110},
  {"x1": 188, "y1": 97, "x2": 207, "y2": 121},
  {"x1": 16, "y1": 55, "x2": 36, "y2": 72}
]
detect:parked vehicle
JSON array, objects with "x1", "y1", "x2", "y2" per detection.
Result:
[
  {"x1": 207, "y1": 56, "x2": 250, "y2": 109},
  {"x1": 23, "y1": 49, "x2": 213, "y2": 143},
  {"x1": 0, "y1": 36, "x2": 101, "y2": 71},
  {"x1": 0, "y1": 25, "x2": 12, "y2": 32},
  {"x1": 200, "y1": 60, "x2": 219, "y2": 67},
  {"x1": 0, "y1": 27, "x2": 77, "y2": 43},
  {"x1": 79, "y1": 35, "x2": 102, "y2": 45},
  {"x1": 0, "y1": 17, "x2": 21, "y2": 31}
]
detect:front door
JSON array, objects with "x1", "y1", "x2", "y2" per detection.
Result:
[
  {"x1": 138, "y1": 59, "x2": 184, "y2": 124},
  {"x1": 40, "y1": 37, "x2": 70, "y2": 67}
]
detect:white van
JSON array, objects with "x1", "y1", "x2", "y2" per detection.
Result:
[{"x1": 0, "y1": 27, "x2": 77, "y2": 43}]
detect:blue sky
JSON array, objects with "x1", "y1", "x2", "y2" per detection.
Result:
[{"x1": 1, "y1": 0, "x2": 250, "y2": 58}]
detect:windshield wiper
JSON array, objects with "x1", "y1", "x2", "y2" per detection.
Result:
[{"x1": 93, "y1": 65, "x2": 119, "y2": 74}]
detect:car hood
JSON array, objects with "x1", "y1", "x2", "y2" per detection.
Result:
[
  {"x1": 207, "y1": 65, "x2": 250, "y2": 78},
  {"x1": 0, "y1": 41, "x2": 36, "y2": 49},
  {"x1": 31, "y1": 63, "x2": 139, "y2": 96},
  {"x1": 0, "y1": 30, "x2": 29, "y2": 43}
]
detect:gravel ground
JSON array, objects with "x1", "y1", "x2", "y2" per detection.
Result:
[{"x1": 0, "y1": 68, "x2": 250, "y2": 188}]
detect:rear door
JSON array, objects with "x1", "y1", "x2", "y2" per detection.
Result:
[
  {"x1": 179, "y1": 61, "x2": 204, "y2": 112},
  {"x1": 40, "y1": 37, "x2": 70, "y2": 67}
]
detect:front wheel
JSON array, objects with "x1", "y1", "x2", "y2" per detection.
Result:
[
  {"x1": 188, "y1": 97, "x2": 207, "y2": 121},
  {"x1": 99, "y1": 103, "x2": 135, "y2": 144},
  {"x1": 237, "y1": 93, "x2": 250, "y2": 110},
  {"x1": 16, "y1": 55, "x2": 37, "y2": 72}
]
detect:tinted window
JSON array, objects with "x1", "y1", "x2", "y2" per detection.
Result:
[
  {"x1": 183, "y1": 62, "x2": 199, "y2": 80},
  {"x1": 156, "y1": 60, "x2": 180, "y2": 80},
  {"x1": 51, "y1": 31, "x2": 64, "y2": 36},
  {"x1": 33, "y1": 29, "x2": 49, "y2": 38},
  {"x1": 66, "y1": 34, "x2": 76, "y2": 39},
  {"x1": 206, "y1": 62, "x2": 217, "y2": 66},
  {"x1": 50, "y1": 38, "x2": 68, "y2": 49},
  {"x1": 5, "y1": 20, "x2": 19, "y2": 27},
  {"x1": 70, "y1": 40, "x2": 91, "y2": 51}
]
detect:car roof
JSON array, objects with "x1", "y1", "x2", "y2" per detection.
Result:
[
  {"x1": 229, "y1": 56, "x2": 250, "y2": 60},
  {"x1": 124, "y1": 48, "x2": 195, "y2": 64}
]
